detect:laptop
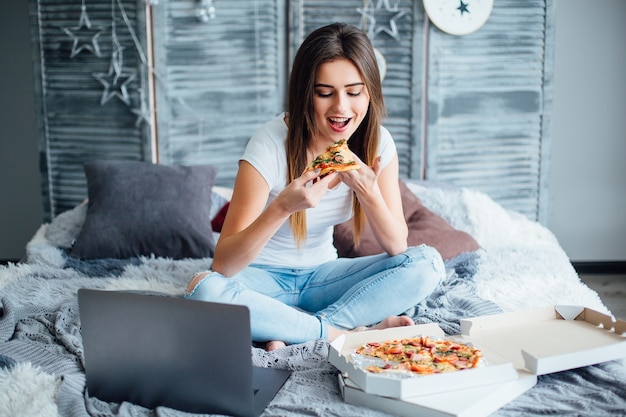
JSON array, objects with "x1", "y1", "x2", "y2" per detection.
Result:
[{"x1": 77, "y1": 289, "x2": 291, "y2": 417}]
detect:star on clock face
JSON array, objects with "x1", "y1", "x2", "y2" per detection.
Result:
[
  {"x1": 423, "y1": 0, "x2": 493, "y2": 36},
  {"x1": 457, "y1": 1, "x2": 470, "y2": 16}
]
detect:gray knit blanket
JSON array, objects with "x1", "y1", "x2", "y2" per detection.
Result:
[{"x1": 1, "y1": 183, "x2": 625, "y2": 416}]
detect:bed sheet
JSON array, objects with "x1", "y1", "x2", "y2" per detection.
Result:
[{"x1": 1, "y1": 182, "x2": 624, "y2": 416}]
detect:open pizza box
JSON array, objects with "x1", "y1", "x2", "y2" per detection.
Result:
[
  {"x1": 328, "y1": 306, "x2": 626, "y2": 400},
  {"x1": 459, "y1": 305, "x2": 626, "y2": 375},
  {"x1": 328, "y1": 322, "x2": 520, "y2": 399}
]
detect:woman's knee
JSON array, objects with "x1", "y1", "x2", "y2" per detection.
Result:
[
  {"x1": 185, "y1": 270, "x2": 211, "y2": 295},
  {"x1": 184, "y1": 271, "x2": 233, "y2": 302},
  {"x1": 404, "y1": 245, "x2": 445, "y2": 290}
]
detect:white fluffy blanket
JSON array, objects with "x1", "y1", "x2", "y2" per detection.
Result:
[{"x1": 404, "y1": 182, "x2": 608, "y2": 315}]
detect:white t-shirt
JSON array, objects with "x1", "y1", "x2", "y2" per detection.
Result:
[{"x1": 241, "y1": 113, "x2": 396, "y2": 268}]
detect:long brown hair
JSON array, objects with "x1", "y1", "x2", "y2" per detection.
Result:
[{"x1": 286, "y1": 23, "x2": 387, "y2": 247}]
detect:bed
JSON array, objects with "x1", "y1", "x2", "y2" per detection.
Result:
[{"x1": 1, "y1": 161, "x2": 625, "y2": 417}]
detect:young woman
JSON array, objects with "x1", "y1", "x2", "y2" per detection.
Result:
[{"x1": 185, "y1": 23, "x2": 444, "y2": 350}]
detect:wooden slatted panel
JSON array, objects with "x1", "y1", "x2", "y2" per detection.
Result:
[
  {"x1": 31, "y1": 0, "x2": 149, "y2": 220},
  {"x1": 152, "y1": 0, "x2": 285, "y2": 186},
  {"x1": 31, "y1": 0, "x2": 554, "y2": 224},
  {"x1": 288, "y1": 0, "x2": 425, "y2": 179},
  {"x1": 426, "y1": 0, "x2": 554, "y2": 222}
]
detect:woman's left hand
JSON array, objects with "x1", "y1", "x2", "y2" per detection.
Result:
[
  {"x1": 336, "y1": 151, "x2": 409, "y2": 256},
  {"x1": 335, "y1": 153, "x2": 381, "y2": 195}
]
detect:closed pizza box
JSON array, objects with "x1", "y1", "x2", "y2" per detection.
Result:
[
  {"x1": 328, "y1": 323, "x2": 520, "y2": 399},
  {"x1": 338, "y1": 370, "x2": 537, "y2": 417},
  {"x1": 460, "y1": 305, "x2": 626, "y2": 375}
]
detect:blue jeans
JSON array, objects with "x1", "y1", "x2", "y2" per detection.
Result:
[{"x1": 184, "y1": 244, "x2": 444, "y2": 344}]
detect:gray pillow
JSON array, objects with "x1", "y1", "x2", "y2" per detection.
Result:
[{"x1": 70, "y1": 161, "x2": 218, "y2": 260}]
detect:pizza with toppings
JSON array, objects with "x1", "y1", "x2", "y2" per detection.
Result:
[
  {"x1": 305, "y1": 139, "x2": 360, "y2": 178},
  {"x1": 354, "y1": 336, "x2": 482, "y2": 375}
]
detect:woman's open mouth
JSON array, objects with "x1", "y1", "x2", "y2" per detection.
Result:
[{"x1": 328, "y1": 117, "x2": 351, "y2": 132}]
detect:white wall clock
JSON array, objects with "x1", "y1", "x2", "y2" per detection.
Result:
[{"x1": 423, "y1": 0, "x2": 494, "y2": 36}]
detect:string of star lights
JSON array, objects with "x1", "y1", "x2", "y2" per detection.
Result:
[
  {"x1": 62, "y1": 0, "x2": 104, "y2": 58},
  {"x1": 357, "y1": 0, "x2": 408, "y2": 81},
  {"x1": 92, "y1": 0, "x2": 137, "y2": 106},
  {"x1": 357, "y1": 0, "x2": 407, "y2": 41}
]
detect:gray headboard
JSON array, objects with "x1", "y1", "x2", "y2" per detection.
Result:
[{"x1": 30, "y1": 0, "x2": 553, "y2": 223}]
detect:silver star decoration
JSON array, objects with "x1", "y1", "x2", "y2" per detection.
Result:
[
  {"x1": 131, "y1": 89, "x2": 152, "y2": 127},
  {"x1": 357, "y1": 0, "x2": 407, "y2": 40},
  {"x1": 93, "y1": 55, "x2": 137, "y2": 106},
  {"x1": 62, "y1": 5, "x2": 104, "y2": 58},
  {"x1": 357, "y1": 0, "x2": 377, "y2": 37}
]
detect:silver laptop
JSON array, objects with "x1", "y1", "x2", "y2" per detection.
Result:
[{"x1": 78, "y1": 289, "x2": 291, "y2": 417}]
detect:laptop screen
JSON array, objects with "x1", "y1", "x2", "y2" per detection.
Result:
[{"x1": 78, "y1": 289, "x2": 260, "y2": 416}]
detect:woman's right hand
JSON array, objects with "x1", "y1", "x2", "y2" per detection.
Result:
[
  {"x1": 274, "y1": 169, "x2": 338, "y2": 215},
  {"x1": 212, "y1": 163, "x2": 336, "y2": 277}
]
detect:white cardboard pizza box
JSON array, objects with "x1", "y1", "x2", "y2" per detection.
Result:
[
  {"x1": 459, "y1": 305, "x2": 626, "y2": 375},
  {"x1": 328, "y1": 323, "x2": 519, "y2": 399},
  {"x1": 338, "y1": 370, "x2": 536, "y2": 417}
]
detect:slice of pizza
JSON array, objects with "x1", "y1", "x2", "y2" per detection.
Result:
[{"x1": 305, "y1": 139, "x2": 360, "y2": 178}]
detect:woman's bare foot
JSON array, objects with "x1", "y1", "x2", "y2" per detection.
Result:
[
  {"x1": 265, "y1": 340, "x2": 287, "y2": 351},
  {"x1": 328, "y1": 315, "x2": 414, "y2": 342},
  {"x1": 369, "y1": 315, "x2": 414, "y2": 330}
]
